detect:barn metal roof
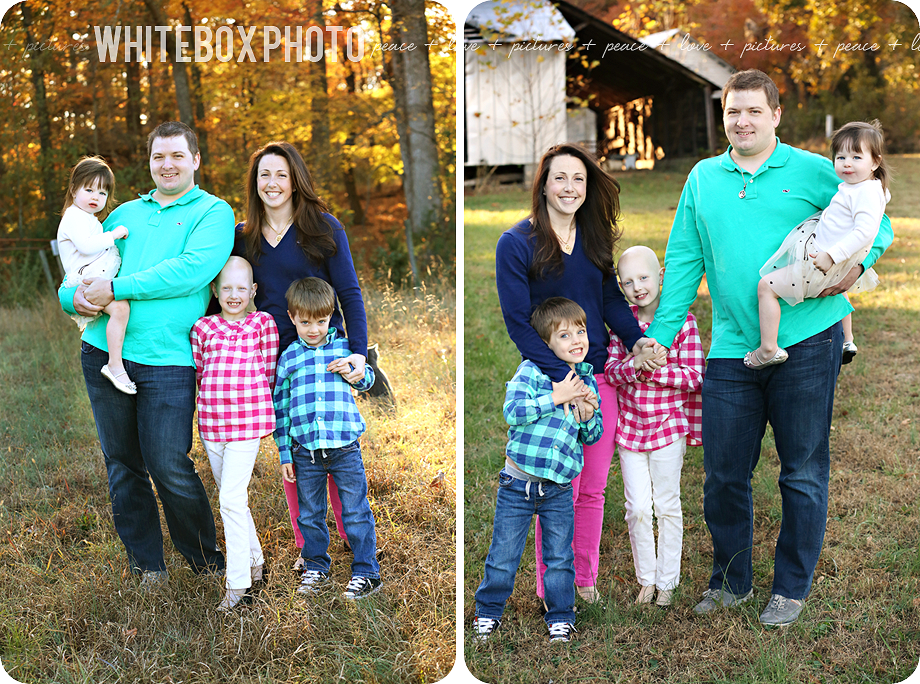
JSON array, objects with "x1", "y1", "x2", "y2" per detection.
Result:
[{"x1": 553, "y1": 0, "x2": 721, "y2": 108}]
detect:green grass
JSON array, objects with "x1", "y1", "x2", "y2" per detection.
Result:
[
  {"x1": 0, "y1": 279, "x2": 455, "y2": 684},
  {"x1": 463, "y1": 158, "x2": 920, "y2": 683}
]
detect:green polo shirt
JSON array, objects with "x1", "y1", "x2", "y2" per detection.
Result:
[
  {"x1": 59, "y1": 185, "x2": 234, "y2": 367},
  {"x1": 647, "y1": 139, "x2": 893, "y2": 357}
]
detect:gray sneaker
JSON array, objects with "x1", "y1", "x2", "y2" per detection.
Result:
[
  {"x1": 140, "y1": 570, "x2": 169, "y2": 591},
  {"x1": 693, "y1": 587, "x2": 754, "y2": 614},
  {"x1": 759, "y1": 594, "x2": 803, "y2": 627}
]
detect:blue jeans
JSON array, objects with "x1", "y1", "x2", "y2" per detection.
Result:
[
  {"x1": 81, "y1": 342, "x2": 224, "y2": 574},
  {"x1": 475, "y1": 469, "x2": 576, "y2": 625},
  {"x1": 702, "y1": 323, "x2": 842, "y2": 600},
  {"x1": 291, "y1": 440, "x2": 379, "y2": 578}
]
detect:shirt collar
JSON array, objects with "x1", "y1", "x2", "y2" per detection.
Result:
[
  {"x1": 139, "y1": 184, "x2": 203, "y2": 206},
  {"x1": 719, "y1": 137, "x2": 790, "y2": 174}
]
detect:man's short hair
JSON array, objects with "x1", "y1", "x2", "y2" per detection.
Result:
[
  {"x1": 147, "y1": 121, "x2": 199, "y2": 158},
  {"x1": 286, "y1": 277, "x2": 336, "y2": 318},
  {"x1": 531, "y1": 297, "x2": 587, "y2": 343},
  {"x1": 721, "y1": 69, "x2": 780, "y2": 111}
]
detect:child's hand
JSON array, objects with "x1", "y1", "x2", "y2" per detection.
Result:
[
  {"x1": 111, "y1": 225, "x2": 129, "y2": 240},
  {"x1": 809, "y1": 250, "x2": 834, "y2": 274},
  {"x1": 327, "y1": 354, "x2": 366, "y2": 384},
  {"x1": 638, "y1": 348, "x2": 668, "y2": 373},
  {"x1": 281, "y1": 463, "x2": 296, "y2": 483},
  {"x1": 631, "y1": 344, "x2": 657, "y2": 368},
  {"x1": 551, "y1": 370, "x2": 586, "y2": 407},
  {"x1": 571, "y1": 392, "x2": 598, "y2": 422}
]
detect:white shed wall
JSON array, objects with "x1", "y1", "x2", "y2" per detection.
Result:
[{"x1": 465, "y1": 45, "x2": 568, "y2": 166}]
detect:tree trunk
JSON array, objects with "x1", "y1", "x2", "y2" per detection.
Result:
[
  {"x1": 184, "y1": 2, "x2": 211, "y2": 187},
  {"x1": 142, "y1": 0, "x2": 194, "y2": 128},
  {"x1": 388, "y1": 0, "x2": 444, "y2": 251},
  {"x1": 308, "y1": 2, "x2": 342, "y2": 196},
  {"x1": 125, "y1": 60, "x2": 143, "y2": 161},
  {"x1": 20, "y1": 4, "x2": 57, "y2": 236}
]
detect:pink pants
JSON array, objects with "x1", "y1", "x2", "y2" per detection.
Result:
[
  {"x1": 536, "y1": 375, "x2": 617, "y2": 596},
  {"x1": 283, "y1": 475, "x2": 347, "y2": 548}
]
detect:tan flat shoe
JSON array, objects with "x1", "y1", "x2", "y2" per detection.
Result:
[{"x1": 636, "y1": 585, "x2": 655, "y2": 605}]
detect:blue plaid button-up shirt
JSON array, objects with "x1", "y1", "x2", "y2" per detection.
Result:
[
  {"x1": 273, "y1": 328, "x2": 375, "y2": 465},
  {"x1": 503, "y1": 360, "x2": 603, "y2": 484}
]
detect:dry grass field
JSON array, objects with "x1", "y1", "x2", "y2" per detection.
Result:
[
  {"x1": 0, "y1": 279, "x2": 456, "y2": 683},
  {"x1": 463, "y1": 157, "x2": 920, "y2": 683}
]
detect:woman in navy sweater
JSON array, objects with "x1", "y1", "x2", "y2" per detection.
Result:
[
  {"x1": 495, "y1": 143, "x2": 659, "y2": 605},
  {"x1": 233, "y1": 141, "x2": 366, "y2": 567}
]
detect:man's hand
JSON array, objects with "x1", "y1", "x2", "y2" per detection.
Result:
[
  {"x1": 632, "y1": 337, "x2": 667, "y2": 370},
  {"x1": 83, "y1": 277, "x2": 115, "y2": 308},
  {"x1": 281, "y1": 463, "x2": 296, "y2": 483},
  {"x1": 810, "y1": 250, "x2": 834, "y2": 274},
  {"x1": 817, "y1": 264, "x2": 862, "y2": 297},
  {"x1": 327, "y1": 354, "x2": 367, "y2": 384},
  {"x1": 73, "y1": 281, "x2": 103, "y2": 317}
]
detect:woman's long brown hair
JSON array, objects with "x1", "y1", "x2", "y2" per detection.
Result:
[
  {"x1": 526, "y1": 143, "x2": 621, "y2": 281},
  {"x1": 241, "y1": 141, "x2": 337, "y2": 265}
]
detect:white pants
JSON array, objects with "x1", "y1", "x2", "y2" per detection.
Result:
[
  {"x1": 619, "y1": 436, "x2": 685, "y2": 590},
  {"x1": 202, "y1": 438, "x2": 264, "y2": 590}
]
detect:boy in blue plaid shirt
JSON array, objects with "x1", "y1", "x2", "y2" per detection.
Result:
[
  {"x1": 473, "y1": 298, "x2": 603, "y2": 643},
  {"x1": 274, "y1": 277, "x2": 381, "y2": 600}
]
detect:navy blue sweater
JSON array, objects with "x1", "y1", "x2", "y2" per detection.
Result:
[
  {"x1": 495, "y1": 218, "x2": 643, "y2": 383},
  {"x1": 231, "y1": 214, "x2": 368, "y2": 357}
]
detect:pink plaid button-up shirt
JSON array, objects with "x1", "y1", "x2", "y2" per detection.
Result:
[
  {"x1": 191, "y1": 311, "x2": 279, "y2": 443},
  {"x1": 604, "y1": 307, "x2": 704, "y2": 452}
]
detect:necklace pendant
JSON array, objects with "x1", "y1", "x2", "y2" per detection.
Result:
[{"x1": 738, "y1": 189, "x2": 746, "y2": 199}]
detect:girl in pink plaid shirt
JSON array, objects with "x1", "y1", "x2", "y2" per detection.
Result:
[
  {"x1": 191, "y1": 257, "x2": 280, "y2": 611},
  {"x1": 604, "y1": 246, "x2": 704, "y2": 608}
]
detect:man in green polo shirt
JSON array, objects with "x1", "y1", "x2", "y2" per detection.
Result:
[
  {"x1": 645, "y1": 70, "x2": 892, "y2": 627},
  {"x1": 61, "y1": 121, "x2": 234, "y2": 584}
]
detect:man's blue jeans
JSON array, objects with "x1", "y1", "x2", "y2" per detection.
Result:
[
  {"x1": 81, "y1": 342, "x2": 224, "y2": 574},
  {"x1": 291, "y1": 440, "x2": 379, "y2": 579},
  {"x1": 702, "y1": 323, "x2": 842, "y2": 600},
  {"x1": 475, "y1": 469, "x2": 576, "y2": 626}
]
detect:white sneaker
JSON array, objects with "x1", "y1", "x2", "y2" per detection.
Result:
[
  {"x1": 472, "y1": 616, "x2": 500, "y2": 641},
  {"x1": 296, "y1": 569, "x2": 330, "y2": 594},
  {"x1": 548, "y1": 622, "x2": 576, "y2": 642}
]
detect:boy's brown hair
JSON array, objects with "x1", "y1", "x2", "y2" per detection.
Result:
[
  {"x1": 285, "y1": 277, "x2": 335, "y2": 318},
  {"x1": 530, "y1": 297, "x2": 587, "y2": 343},
  {"x1": 63, "y1": 156, "x2": 116, "y2": 220}
]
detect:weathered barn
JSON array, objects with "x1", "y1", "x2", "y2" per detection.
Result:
[{"x1": 464, "y1": 0, "x2": 736, "y2": 178}]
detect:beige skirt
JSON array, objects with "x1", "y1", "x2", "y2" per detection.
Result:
[{"x1": 760, "y1": 213, "x2": 879, "y2": 306}]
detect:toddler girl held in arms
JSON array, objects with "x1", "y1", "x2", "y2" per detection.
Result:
[
  {"x1": 57, "y1": 156, "x2": 134, "y2": 393},
  {"x1": 746, "y1": 120, "x2": 891, "y2": 368}
]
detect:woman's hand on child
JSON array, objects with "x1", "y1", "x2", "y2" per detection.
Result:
[
  {"x1": 327, "y1": 354, "x2": 367, "y2": 384},
  {"x1": 281, "y1": 463, "x2": 296, "y2": 483},
  {"x1": 810, "y1": 250, "x2": 834, "y2": 274},
  {"x1": 552, "y1": 370, "x2": 587, "y2": 407},
  {"x1": 112, "y1": 225, "x2": 129, "y2": 240}
]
